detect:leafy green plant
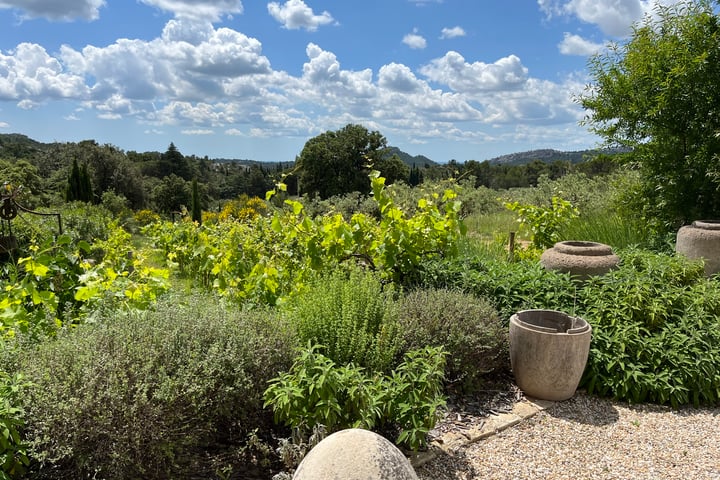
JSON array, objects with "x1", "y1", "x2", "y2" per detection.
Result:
[
  {"x1": 263, "y1": 343, "x2": 380, "y2": 435},
  {"x1": 505, "y1": 195, "x2": 579, "y2": 249},
  {"x1": 577, "y1": 249, "x2": 720, "y2": 407},
  {"x1": 282, "y1": 268, "x2": 401, "y2": 373},
  {"x1": 0, "y1": 372, "x2": 30, "y2": 480},
  {"x1": 397, "y1": 288, "x2": 508, "y2": 391},
  {"x1": 265, "y1": 345, "x2": 446, "y2": 452},
  {"x1": 18, "y1": 295, "x2": 297, "y2": 479}
]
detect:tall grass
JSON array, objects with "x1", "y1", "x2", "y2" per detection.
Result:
[{"x1": 558, "y1": 211, "x2": 651, "y2": 250}]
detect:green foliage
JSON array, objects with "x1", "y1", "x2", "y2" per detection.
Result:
[
  {"x1": 397, "y1": 288, "x2": 508, "y2": 391},
  {"x1": 0, "y1": 372, "x2": 30, "y2": 480},
  {"x1": 580, "y1": 0, "x2": 720, "y2": 228},
  {"x1": 0, "y1": 224, "x2": 169, "y2": 341},
  {"x1": 505, "y1": 196, "x2": 579, "y2": 249},
  {"x1": 264, "y1": 345, "x2": 446, "y2": 451},
  {"x1": 64, "y1": 158, "x2": 93, "y2": 203},
  {"x1": 408, "y1": 255, "x2": 578, "y2": 322},
  {"x1": 283, "y1": 268, "x2": 401, "y2": 373},
  {"x1": 577, "y1": 249, "x2": 720, "y2": 407},
  {"x1": 18, "y1": 296, "x2": 296, "y2": 479},
  {"x1": 295, "y1": 124, "x2": 387, "y2": 199},
  {"x1": 191, "y1": 178, "x2": 202, "y2": 224},
  {"x1": 145, "y1": 170, "x2": 466, "y2": 305}
]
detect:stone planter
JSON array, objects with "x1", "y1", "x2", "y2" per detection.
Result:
[
  {"x1": 540, "y1": 240, "x2": 619, "y2": 280},
  {"x1": 676, "y1": 220, "x2": 720, "y2": 277},
  {"x1": 509, "y1": 309, "x2": 592, "y2": 402}
]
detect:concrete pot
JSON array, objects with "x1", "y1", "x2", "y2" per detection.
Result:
[
  {"x1": 676, "y1": 220, "x2": 720, "y2": 277},
  {"x1": 540, "y1": 240, "x2": 619, "y2": 280},
  {"x1": 509, "y1": 309, "x2": 592, "y2": 402}
]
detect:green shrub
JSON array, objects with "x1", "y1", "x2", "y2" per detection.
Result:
[
  {"x1": 577, "y1": 249, "x2": 720, "y2": 407},
  {"x1": 0, "y1": 372, "x2": 30, "y2": 480},
  {"x1": 397, "y1": 288, "x2": 508, "y2": 391},
  {"x1": 18, "y1": 295, "x2": 297, "y2": 479},
  {"x1": 283, "y1": 268, "x2": 402, "y2": 373},
  {"x1": 409, "y1": 256, "x2": 578, "y2": 321},
  {"x1": 264, "y1": 344, "x2": 446, "y2": 452}
]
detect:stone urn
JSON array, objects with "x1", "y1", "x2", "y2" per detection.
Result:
[
  {"x1": 540, "y1": 240, "x2": 619, "y2": 280},
  {"x1": 676, "y1": 220, "x2": 720, "y2": 277},
  {"x1": 293, "y1": 428, "x2": 418, "y2": 480},
  {"x1": 509, "y1": 309, "x2": 592, "y2": 402}
]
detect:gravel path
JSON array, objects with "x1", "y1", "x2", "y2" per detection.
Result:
[{"x1": 416, "y1": 392, "x2": 720, "y2": 479}]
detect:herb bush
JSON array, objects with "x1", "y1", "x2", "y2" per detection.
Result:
[
  {"x1": 576, "y1": 249, "x2": 720, "y2": 407},
  {"x1": 17, "y1": 295, "x2": 297, "y2": 479},
  {"x1": 264, "y1": 344, "x2": 446, "y2": 452},
  {"x1": 409, "y1": 256, "x2": 578, "y2": 321},
  {"x1": 281, "y1": 267, "x2": 402, "y2": 373},
  {"x1": 396, "y1": 288, "x2": 508, "y2": 391}
]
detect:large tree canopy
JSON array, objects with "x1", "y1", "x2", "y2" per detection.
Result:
[
  {"x1": 580, "y1": 0, "x2": 720, "y2": 228},
  {"x1": 296, "y1": 124, "x2": 388, "y2": 199}
]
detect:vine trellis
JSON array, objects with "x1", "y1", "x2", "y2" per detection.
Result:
[{"x1": 1, "y1": 183, "x2": 62, "y2": 255}]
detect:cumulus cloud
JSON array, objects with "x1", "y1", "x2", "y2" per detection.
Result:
[
  {"x1": 0, "y1": 0, "x2": 106, "y2": 21},
  {"x1": 378, "y1": 63, "x2": 423, "y2": 93},
  {"x1": 420, "y1": 51, "x2": 528, "y2": 92},
  {"x1": 0, "y1": 42, "x2": 88, "y2": 101},
  {"x1": 267, "y1": 0, "x2": 334, "y2": 31},
  {"x1": 558, "y1": 32, "x2": 604, "y2": 55},
  {"x1": 538, "y1": 0, "x2": 681, "y2": 37},
  {"x1": 0, "y1": 121, "x2": 9, "y2": 128},
  {"x1": 402, "y1": 29, "x2": 427, "y2": 49},
  {"x1": 139, "y1": 0, "x2": 243, "y2": 22},
  {"x1": 440, "y1": 26, "x2": 466, "y2": 39}
]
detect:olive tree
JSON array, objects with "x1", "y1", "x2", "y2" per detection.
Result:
[
  {"x1": 579, "y1": 1, "x2": 720, "y2": 229},
  {"x1": 296, "y1": 124, "x2": 388, "y2": 199}
]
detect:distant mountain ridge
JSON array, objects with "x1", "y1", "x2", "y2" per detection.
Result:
[
  {"x1": 485, "y1": 148, "x2": 629, "y2": 166},
  {"x1": 0, "y1": 133, "x2": 623, "y2": 168}
]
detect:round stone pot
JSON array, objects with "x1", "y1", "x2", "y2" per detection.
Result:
[
  {"x1": 509, "y1": 309, "x2": 592, "y2": 402},
  {"x1": 676, "y1": 220, "x2": 720, "y2": 277},
  {"x1": 540, "y1": 240, "x2": 619, "y2": 280}
]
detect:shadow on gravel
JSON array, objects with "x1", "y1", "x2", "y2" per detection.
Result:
[
  {"x1": 414, "y1": 448, "x2": 480, "y2": 480},
  {"x1": 543, "y1": 391, "x2": 620, "y2": 426}
]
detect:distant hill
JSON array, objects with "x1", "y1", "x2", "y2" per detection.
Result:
[
  {"x1": 383, "y1": 147, "x2": 438, "y2": 168},
  {"x1": 0, "y1": 133, "x2": 48, "y2": 158},
  {"x1": 486, "y1": 148, "x2": 629, "y2": 166}
]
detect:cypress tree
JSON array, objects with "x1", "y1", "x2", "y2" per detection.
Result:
[{"x1": 191, "y1": 178, "x2": 202, "y2": 225}]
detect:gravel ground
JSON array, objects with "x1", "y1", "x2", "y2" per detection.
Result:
[{"x1": 416, "y1": 392, "x2": 720, "y2": 480}]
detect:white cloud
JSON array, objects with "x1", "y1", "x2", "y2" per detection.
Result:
[
  {"x1": 0, "y1": 121, "x2": 9, "y2": 128},
  {"x1": 539, "y1": 0, "x2": 682, "y2": 37},
  {"x1": 0, "y1": 43, "x2": 89, "y2": 101},
  {"x1": 420, "y1": 51, "x2": 528, "y2": 92},
  {"x1": 402, "y1": 29, "x2": 427, "y2": 49},
  {"x1": 378, "y1": 63, "x2": 423, "y2": 93},
  {"x1": 558, "y1": 32, "x2": 604, "y2": 55},
  {"x1": 267, "y1": 0, "x2": 334, "y2": 31},
  {"x1": 440, "y1": 26, "x2": 466, "y2": 39},
  {"x1": 139, "y1": 0, "x2": 243, "y2": 22},
  {"x1": 182, "y1": 128, "x2": 214, "y2": 135},
  {"x1": 0, "y1": 0, "x2": 106, "y2": 21}
]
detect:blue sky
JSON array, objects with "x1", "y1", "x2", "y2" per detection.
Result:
[{"x1": 0, "y1": 0, "x2": 684, "y2": 163}]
